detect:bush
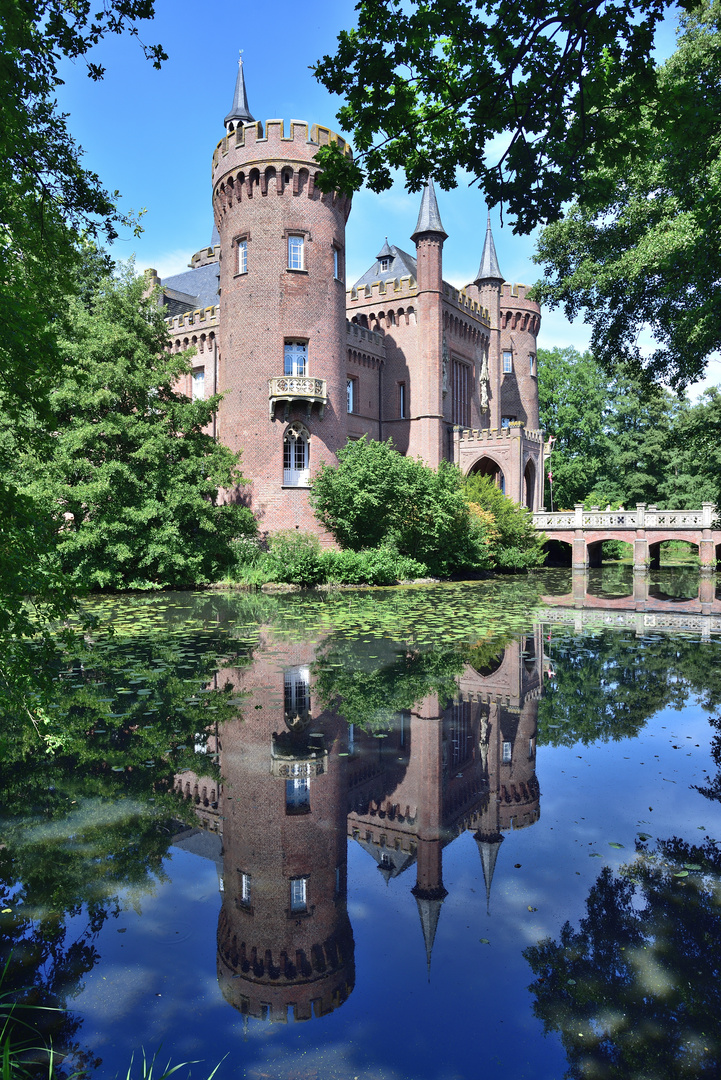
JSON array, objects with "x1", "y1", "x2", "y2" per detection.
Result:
[
  {"x1": 322, "y1": 543, "x2": 429, "y2": 585},
  {"x1": 311, "y1": 436, "x2": 492, "y2": 576},
  {"x1": 265, "y1": 530, "x2": 326, "y2": 586},
  {"x1": 464, "y1": 474, "x2": 546, "y2": 570}
]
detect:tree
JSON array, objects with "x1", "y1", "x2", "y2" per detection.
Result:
[
  {"x1": 14, "y1": 268, "x2": 256, "y2": 590},
  {"x1": 534, "y1": 1, "x2": 721, "y2": 389},
  {"x1": 464, "y1": 473, "x2": 546, "y2": 569},
  {"x1": 312, "y1": 0, "x2": 681, "y2": 231}
]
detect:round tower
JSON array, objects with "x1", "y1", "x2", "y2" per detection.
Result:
[
  {"x1": 499, "y1": 284, "x2": 541, "y2": 430},
  {"x1": 211, "y1": 79, "x2": 353, "y2": 537}
]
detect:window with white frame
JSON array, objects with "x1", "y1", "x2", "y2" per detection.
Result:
[
  {"x1": 333, "y1": 247, "x2": 342, "y2": 280},
  {"x1": 284, "y1": 665, "x2": 310, "y2": 720},
  {"x1": 192, "y1": 367, "x2": 205, "y2": 400},
  {"x1": 347, "y1": 377, "x2": 357, "y2": 414},
  {"x1": 283, "y1": 423, "x2": 310, "y2": 487},
  {"x1": 237, "y1": 238, "x2": 248, "y2": 275},
  {"x1": 399, "y1": 382, "x2": 407, "y2": 418},
  {"x1": 502, "y1": 350, "x2": 513, "y2": 373},
  {"x1": 290, "y1": 876, "x2": 308, "y2": 912},
  {"x1": 379, "y1": 257, "x2": 390, "y2": 272},
  {"x1": 286, "y1": 777, "x2": 310, "y2": 814},
  {"x1": 502, "y1": 741, "x2": 512, "y2": 763},
  {"x1": 240, "y1": 872, "x2": 251, "y2": 905},
  {"x1": 288, "y1": 235, "x2": 305, "y2": 270},
  {"x1": 529, "y1": 352, "x2": 535, "y2": 374},
  {"x1": 284, "y1": 340, "x2": 307, "y2": 376}
]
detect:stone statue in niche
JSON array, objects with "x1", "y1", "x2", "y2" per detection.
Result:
[
  {"x1": 480, "y1": 348, "x2": 490, "y2": 413},
  {"x1": 442, "y1": 333, "x2": 449, "y2": 397}
]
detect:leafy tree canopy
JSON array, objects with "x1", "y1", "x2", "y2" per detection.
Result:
[
  {"x1": 312, "y1": 0, "x2": 683, "y2": 232},
  {"x1": 11, "y1": 267, "x2": 256, "y2": 590},
  {"x1": 534, "y1": 1, "x2": 721, "y2": 388}
]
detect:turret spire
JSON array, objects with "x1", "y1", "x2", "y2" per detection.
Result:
[
  {"x1": 224, "y1": 51, "x2": 254, "y2": 130},
  {"x1": 475, "y1": 212, "x2": 504, "y2": 283},
  {"x1": 475, "y1": 831, "x2": 504, "y2": 915},
  {"x1": 410, "y1": 178, "x2": 448, "y2": 244}
]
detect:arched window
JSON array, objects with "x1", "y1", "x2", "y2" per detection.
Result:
[{"x1": 283, "y1": 423, "x2": 310, "y2": 486}]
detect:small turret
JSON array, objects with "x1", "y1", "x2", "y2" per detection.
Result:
[{"x1": 224, "y1": 53, "x2": 254, "y2": 132}]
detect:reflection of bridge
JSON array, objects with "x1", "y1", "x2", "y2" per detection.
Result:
[
  {"x1": 540, "y1": 569, "x2": 721, "y2": 638},
  {"x1": 533, "y1": 503, "x2": 721, "y2": 569}
]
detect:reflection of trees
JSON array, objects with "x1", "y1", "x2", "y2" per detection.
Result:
[
  {"x1": 696, "y1": 714, "x2": 721, "y2": 803},
  {"x1": 0, "y1": 625, "x2": 246, "y2": 1072},
  {"x1": 525, "y1": 838, "x2": 721, "y2": 1079},
  {"x1": 539, "y1": 631, "x2": 721, "y2": 746}
]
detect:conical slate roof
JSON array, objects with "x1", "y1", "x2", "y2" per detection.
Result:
[
  {"x1": 224, "y1": 55, "x2": 254, "y2": 128},
  {"x1": 410, "y1": 178, "x2": 448, "y2": 243},
  {"x1": 475, "y1": 831, "x2": 504, "y2": 914},
  {"x1": 376, "y1": 237, "x2": 393, "y2": 260},
  {"x1": 475, "y1": 213, "x2": 504, "y2": 283},
  {"x1": 412, "y1": 889, "x2": 447, "y2": 978}
]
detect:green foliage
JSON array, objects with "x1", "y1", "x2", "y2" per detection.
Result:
[
  {"x1": 525, "y1": 836, "x2": 721, "y2": 1079},
  {"x1": 322, "y1": 543, "x2": 428, "y2": 586},
  {"x1": 12, "y1": 268, "x2": 256, "y2": 591},
  {"x1": 534, "y1": 1, "x2": 721, "y2": 389},
  {"x1": 313, "y1": 0, "x2": 674, "y2": 232},
  {"x1": 538, "y1": 346, "x2": 721, "y2": 510},
  {"x1": 464, "y1": 474, "x2": 546, "y2": 569},
  {"x1": 266, "y1": 531, "x2": 326, "y2": 587},
  {"x1": 311, "y1": 436, "x2": 490, "y2": 577}
]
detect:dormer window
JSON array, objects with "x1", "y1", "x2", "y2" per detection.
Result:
[{"x1": 379, "y1": 257, "x2": 390, "y2": 272}]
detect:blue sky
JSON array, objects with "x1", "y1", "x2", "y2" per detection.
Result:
[{"x1": 55, "y1": 0, "x2": 719, "y2": 393}]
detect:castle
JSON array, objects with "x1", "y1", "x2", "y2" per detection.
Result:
[{"x1": 147, "y1": 60, "x2": 544, "y2": 537}]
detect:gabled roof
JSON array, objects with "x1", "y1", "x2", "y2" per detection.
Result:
[
  {"x1": 224, "y1": 56, "x2": 254, "y2": 128},
  {"x1": 352, "y1": 244, "x2": 418, "y2": 290}
]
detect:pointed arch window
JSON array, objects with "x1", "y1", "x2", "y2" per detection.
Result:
[{"x1": 283, "y1": 423, "x2": 310, "y2": 487}]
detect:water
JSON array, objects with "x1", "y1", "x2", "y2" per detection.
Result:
[{"x1": 2, "y1": 569, "x2": 721, "y2": 1080}]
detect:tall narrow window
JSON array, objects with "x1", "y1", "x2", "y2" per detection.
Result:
[
  {"x1": 283, "y1": 423, "x2": 310, "y2": 487},
  {"x1": 286, "y1": 777, "x2": 310, "y2": 814},
  {"x1": 452, "y1": 359, "x2": 470, "y2": 427},
  {"x1": 449, "y1": 700, "x2": 472, "y2": 768},
  {"x1": 284, "y1": 666, "x2": 310, "y2": 720},
  {"x1": 192, "y1": 368, "x2": 205, "y2": 400},
  {"x1": 502, "y1": 350, "x2": 513, "y2": 373},
  {"x1": 240, "y1": 872, "x2": 251, "y2": 905},
  {"x1": 529, "y1": 352, "x2": 535, "y2": 374},
  {"x1": 284, "y1": 340, "x2": 307, "y2": 376},
  {"x1": 502, "y1": 741, "x2": 512, "y2": 763},
  {"x1": 237, "y1": 238, "x2": 248, "y2": 274},
  {"x1": 347, "y1": 377, "x2": 356, "y2": 413},
  {"x1": 333, "y1": 247, "x2": 341, "y2": 280},
  {"x1": 399, "y1": 382, "x2": 407, "y2": 418},
  {"x1": 288, "y1": 235, "x2": 304, "y2": 270},
  {"x1": 290, "y1": 877, "x2": 308, "y2": 912}
]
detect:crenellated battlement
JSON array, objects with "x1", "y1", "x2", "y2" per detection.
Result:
[
  {"x1": 213, "y1": 118, "x2": 352, "y2": 174},
  {"x1": 500, "y1": 282, "x2": 541, "y2": 311},
  {"x1": 190, "y1": 244, "x2": 220, "y2": 268},
  {"x1": 347, "y1": 275, "x2": 417, "y2": 303},
  {"x1": 346, "y1": 320, "x2": 385, "y2": 352},
  {"x1": 165, "y1": 305, "x2": 219, "y2": 334},
  {"x1": 442, "y1": 282, "x2": 490, "y2": 325}
]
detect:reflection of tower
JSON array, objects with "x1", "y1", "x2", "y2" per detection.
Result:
[
  {"x1": 462, "y1": 627, "x2": 543, "y2": 908},
  {"x1": 214, "y1": 648, "x2": 354, "y2": 1023}
]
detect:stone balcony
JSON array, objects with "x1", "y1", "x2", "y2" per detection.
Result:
[{"x1": 268, "y1": 375, "x2": 327, "y2": 421}]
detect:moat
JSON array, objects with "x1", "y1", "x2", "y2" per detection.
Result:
[{"x1": 2, "y1": 569, "x2": 721, "y2": 1080}]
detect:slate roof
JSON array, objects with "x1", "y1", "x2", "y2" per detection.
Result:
[
  {"x1": 225, "y1": 58, "x2": 254, "y2": 127},
  {"x1": 352, "y1": 244, "x2": 418, "y2": 290},
  {"x1": 410, "y1": 178, "x2": 447, "y2": 243},
  {"x1": 161, "y1": 262, "x2": 220, "y2": 313},
  {"x1": 475, "y1": 213, "x2": 504, "y2": 282}
]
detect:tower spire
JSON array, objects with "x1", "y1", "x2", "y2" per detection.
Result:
[
  {"x1": 475, "y1": 831, "x2": 504, "y2": 915},
  {"x1": 412, "y1": 885, "x2": 448, "y2": 980},
  {"x1": 224, "y1": 51, "x2": 254, "y2": 130},
  {"x1": 475, "y1": 212, "x2": 504, "y2": 283},
  {"x1": 410, "y1": 178, "x2": 448, "y2": 243}
]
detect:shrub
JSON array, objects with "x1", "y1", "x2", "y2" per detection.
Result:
[
  {"x1": 311, "y1": 436, "x2": 491, "y2": 576},
  {"x1": 265, "y1": 530, "x2": 326, "y2": 586},
  {"x1": 464, "y1": 474, "x2": 546, "y2": 569},
  {"x1": 322, "y1": 543, "x2": 429, "y2": 585}
]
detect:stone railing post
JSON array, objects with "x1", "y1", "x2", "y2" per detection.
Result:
[
  {"x1": 701, "y1": 502, "x2": 716, "y2": 569},
  {"x1": 574, "y1": 504, "x2": 583, "y2": 528},
  {"x1": 636, "y1": 503, "x2": 646, "y2": 527},
  {"x1": 702, "y1": 502, "x2": 715, "y2": 529},
  {"x1": 634, "y1": 504, "x2": 648, "y2": 569}
]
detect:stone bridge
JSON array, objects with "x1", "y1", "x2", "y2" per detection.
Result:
[{"x1": 532, "y1": 503, "x2": 721, "y2": 570}]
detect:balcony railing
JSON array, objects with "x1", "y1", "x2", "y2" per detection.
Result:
[{"x1": 269, "y1": 375, "x2": 327, "y2": 420}]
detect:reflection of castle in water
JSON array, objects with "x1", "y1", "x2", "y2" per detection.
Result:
[{"x1": 173, "y1": 628, "x2": 543, "y2": 1022}]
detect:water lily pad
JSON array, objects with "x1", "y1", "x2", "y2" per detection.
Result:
[{"x1": 608, "y1": 842, "x2": 624, "y2": 849}]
